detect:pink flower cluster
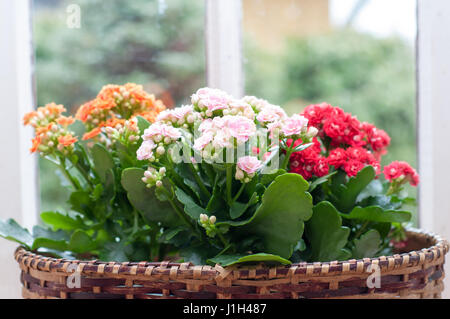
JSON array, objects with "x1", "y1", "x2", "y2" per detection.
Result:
[
  {"x1": 193, "y1": 115, "x2": 256, "y2": 151},
  {"x1": 383, "y1": 161, "x2": 419, "y2": 187},
  {"x1": 236, "y1": 156, "x2": 263, "y2": 183},
  {"x1": 137, "y1": 123, "x2": 182, "y2": 161}
]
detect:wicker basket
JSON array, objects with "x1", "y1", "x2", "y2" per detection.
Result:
[{"x1": 15, "y1": 229, "x2": 448, "y2": 299}]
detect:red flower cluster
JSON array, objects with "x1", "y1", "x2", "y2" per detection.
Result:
[
  {"x1": 328, "y1": 147, "x2": 380, "y2": 177},
  {"x1": 287, "y1": 104, "x2": 419, "y2": 186},
  {"x1": 302, "y1": 103, "x2": 390, "y2": 159},
  {"x1": 288, "y1": 138, "x2": 329, "y2": 180},
  {"x1": 383, "y1": 161, "x2": 419, "y2": 187},
  {"x1": 287, "y1": 103, "x2": 392, "y2": 181}
]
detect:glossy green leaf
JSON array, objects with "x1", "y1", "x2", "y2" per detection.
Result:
[
  {"x1": 305, "y1": 202, "x2": 351, "y2": 262},
  {"x1": 68, "y1": 230, "x2": 96, "y2": 254},
  {"x1": 333, "y1": 166, "x2": 376, "y2": 213},
  {"x1": 32, "y1": 238, "x2": 68, "y2": 251},
  {"x1": 240, "y1": 173, "x2": 313, "y2": 259},
  {"x1": 91, "y1": 143, "x2": 115, "y2": 182},
  {"x1": 341, "y1": 206, "x2": 412, "y2": 223},
  {"x1": 259, "y1": 169, "x2": 286, "y2": 186},
  {"x1": 229, "y1": 193, "x2": 258, "y2": 220},
  {"x1": 175, "y1": 188, "x2": 207, "y2": 220},
  {"x1": 121, "y1": 168, "x2": 179, "y2": 226},
  {"x1": 309, "y1": 171, "x2": 337, "y2": 192},
  {"x1": 351, "y1": 230, "x2": 381, "y2": 259},
  {"x1": 40, "y1": 211, "x2": 84, "y2": 231},
  {"x1": 136, "y1": 116, "x2": 151, "y2": 134},
  {"x1": 208, "y1": 253, "x2": 292, "y2": 267},
  {"x1": 0, "y1": 219, "x2": 33, "y2": 249}
]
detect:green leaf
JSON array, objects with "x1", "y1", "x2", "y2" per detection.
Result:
[
  {"x1": 40, "y1": 212, "x2": 84, "y2": 231},
  {"x1": 0, "y1": 219, "x2": 33, "y2": 249},
  {"x1": 259, "y1": 169, "x2": 286, "y2": 186},
  {"x1": 309, "y1": 171, "x2": 337, "y2": 192},
  {"x1": 229, "y1": 193, "x2": 258, "y2": 220},
  {"x1": 69, "y1": 191, "x2": 92, "y2": 216},
  {"x1": 68, "y1": 230, "x2": 96, "y2": 254},
  {"x1": 333, "y1": 166, "x2": 376, "y2": 213},
  {"x1": 91, "y1": 143, "x2": 115, "y2": 183},
  {"x1": 240, "y1": 173, "x2": 313, "y2": 259},
  {"x1": 208, "y1": 253, "x2": 292, "y2": 267},
  {"x1": 136, "y1": 116, "x2": 151, "y2": 134},
  {"x1": 32, "y1": 238, "x2": 68, "y2": 251},
  {"x1": 305, "y1": 202, "x2": 351, "y2": 262},
  {"x1": 121, "y1": 168, "x2": 179, "y2": 226},
  {"x1": 351, "y1": 230, "x2": 381, "y2": 259},
  {"x1": 99, "y1": 242, "x2": 128, "y2": 262},
  {"x1": 341, "y1": 206, "x2": 412, "y2": 223},
  {"x1": 174, "y1": 188, "x2": 207, "y2": 220}
]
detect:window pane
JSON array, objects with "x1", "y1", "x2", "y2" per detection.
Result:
[
  {"x1": 243, "y1": 0, "x2": 417, "y2": 168},
  {"x1": 33, "y1": 0, "x2": 205, "y2": 211}
]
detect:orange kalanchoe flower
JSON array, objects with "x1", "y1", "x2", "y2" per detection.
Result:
[
  {"x1": 82, "y1": 127, "x2": 102, "y2": 141},
  {"x1": 58, "y1": 134, "x2": 78, "y2": 147},
  {"x1": 77, "y1": 83, "x2": 166, "y2": 141},
  {"x1": 57, "y1": 116, "x2": 76, "y2": 127},
  {"x1": 30, "y1": 135, "x2": 42, "y2": 153}
]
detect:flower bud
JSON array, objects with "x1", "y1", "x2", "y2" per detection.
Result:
[
  {"x1": 200, "y1": 214, "x2": 208, "y2": 223},
  {"x1": 209, "y1": 216, "x2": 216, "y2": 224}
]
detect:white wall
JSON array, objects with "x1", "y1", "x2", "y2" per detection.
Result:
[
  {"x1": 0, "y1": 0, "x2": 38, "y2": 299},
  {"x1": 417, "y1": 0, "x2": 450, "y2": 299}
]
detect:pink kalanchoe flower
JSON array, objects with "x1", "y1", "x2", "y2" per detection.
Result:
[
  {"x1": 193, "y1": 131, "x2": 214, "y2": 151},
  {"x1": 137, "y1": 140, "x2": 156, "y2": 161},
  {"x1": 237, "y1": 156, "x2": 263, "y2": 175},
  {"x1": 281, "y1": 114, "x2": 309, "y2": 137},
  {"x1": 383, "y1": 161, "x2": 419, "y2": 186},
  {"x1": 143, "y1": 123, "x2": 181, "y2": 141},
  {"x1": 224, "y1": 115, "x2": 256, "y2": 143},
  {"x1": 256, "y1": 104, "x2": 287, "y2": 124},
  {"x1": 192, "y1": 87, "x2": 231, "y2": 112}
]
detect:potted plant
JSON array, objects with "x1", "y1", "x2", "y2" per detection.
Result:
[{"x1": 2, "y1": 85, "x2": 448, "y2": 299}]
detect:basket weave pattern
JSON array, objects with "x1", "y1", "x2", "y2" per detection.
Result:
[{"x1": 15, "y1": 229, "x2": 448, "y2": 299}]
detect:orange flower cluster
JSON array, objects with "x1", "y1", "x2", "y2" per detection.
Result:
[
  {"x1": 76, "y1": 83, "x2": 166, "y2": 141},
  {"x1": 23, "y1": 103, "x2": 77, "y2": 154}
]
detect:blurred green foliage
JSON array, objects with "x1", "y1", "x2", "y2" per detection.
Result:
[{"x1": 33, "y1": 0, "x2": 205, "y2": 210}]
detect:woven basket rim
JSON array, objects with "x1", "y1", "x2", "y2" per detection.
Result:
[{"x1": 14, "y1": 228, "x2": 449, "y2": 280}]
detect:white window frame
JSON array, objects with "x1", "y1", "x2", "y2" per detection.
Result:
[
  {"x1": 1, "y1": 0, "x2": 449, "y2": 298},
  {"x1": 0, "y1": 0, "x2": 38, "y2": 299},
  {"x1": 417, "y1": 0, "x2": 450, "y2": 298}
]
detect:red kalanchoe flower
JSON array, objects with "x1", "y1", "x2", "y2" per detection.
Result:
[
  {"x1": 313, "y1": 157, "x2": 329, "y2": 177},
  {"x1": 327, "y1": 148, "x2": 347, "y2": 169},
  {"x1": 383, "y1": 161, "x2": 419, "y2": 187},
  {"x1": 343, "y1": 159, "x2": 366, "y2": 177}
]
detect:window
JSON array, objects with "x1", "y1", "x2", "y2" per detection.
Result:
[{"x1": 2, "y1": 0, "x2": 450, "y2": 298}]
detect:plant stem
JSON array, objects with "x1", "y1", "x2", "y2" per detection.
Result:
[
  {"x1": 216, "y1": 232, "x2": 230, "y2": 249},
  {"x1": 281, "y1": 142, "x2": 295, "y2": 170},
  {"x1": 161, "y1": 186, "x2": 202, "y2": 238},
  {"x1": 58, "y1": 157, "x2": 82, "y2": 191},
  {"x1": 354, "y1": 221, "x2": 370, "y2": 239},
  {"x1": 232, "y1": 183, "x2": 246, "y2": 203},
  {"x1": 226, "y1": 164, "x2": 233, "y2": 204},
  {"x1": 188, "y1": 163, "x2": 211, "y2": 198}
]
